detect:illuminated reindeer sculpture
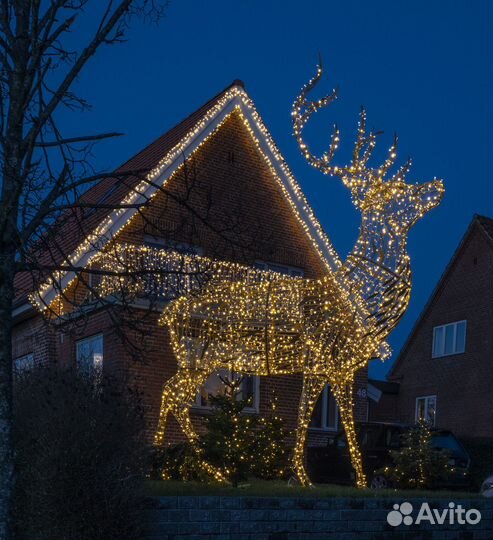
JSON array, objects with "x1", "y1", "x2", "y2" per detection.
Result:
[{"x1": 153, "y1": 64, "x2": 444, "y2": 487}]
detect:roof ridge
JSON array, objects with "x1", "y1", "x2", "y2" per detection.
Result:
[{"x1": 475, "y1": 214, "x2": 493, "y2": 243}]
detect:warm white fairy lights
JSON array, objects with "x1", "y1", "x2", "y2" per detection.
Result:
[{"x1": 30, "y1": 66, "x2": 443, "y2": 489}]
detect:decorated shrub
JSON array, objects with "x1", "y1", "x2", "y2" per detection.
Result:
[
  {"x1": 153, "y1": 377, "x2": 289, "y2": 485},
  {"x1": 381, "y1": 421, "x2": 453, "y2": 489}
]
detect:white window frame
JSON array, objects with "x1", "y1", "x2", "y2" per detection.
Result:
[
  {"x1": 76, "y1": 333, "x2": 104, "y2": 374},
  {"x1": 194, "y1": 369, "x2": 260, "y2": 413},
  {"x1": 14, "y1": 353, "x2": 35, "y2": 374},
  {"x1": 415, "y1": 395, "x2": 437, "y2": 426},
  {"x1": 432, "y1": 320, "x2": 467, "y2": 358},
  {"x1": 309, "y1": 385, "x2": 339, "y2": 432}
]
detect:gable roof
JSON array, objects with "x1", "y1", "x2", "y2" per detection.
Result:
[
  {"x1": 388, "y1": 214, "x2": 493, "y2": 380},
  {"x1": 476, "y1": 214, "x2": 493, "y2": 242},
  {"x1": 27, "y1": 80, "x2": 342, "y2": 312}
]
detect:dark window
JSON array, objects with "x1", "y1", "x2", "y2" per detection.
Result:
[
  {"x1": 310, "y1": 386, "x2": 338, "y2": 430},
  {"x1": 432, "y1": 321, "x2": 466, "y2": 357}
]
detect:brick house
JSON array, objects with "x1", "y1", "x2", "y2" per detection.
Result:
[
  {"x1": 12, "y1": 81, "x2": 368, "y2": 447},
  {"x1": 372, "y1": 215, "x2": 493, "y2": 439}
]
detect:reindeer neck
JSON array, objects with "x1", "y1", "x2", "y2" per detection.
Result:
[{"x1": 339, "y1": 214, "x2": 412, "y2": 339}]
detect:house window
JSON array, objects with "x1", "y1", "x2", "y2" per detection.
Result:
[
  {"x1": 195, "y1": 368, "x2": 259, "y2": 412},
  {"x1": 310, "y1": 385, "x2": 338, "y2": 431},
  {"x1": 76, "y1": 334, "x2": 103, "y2": 375},
  {"x1": 14, "y1": 353, "x2": 35, "y2": 374},
  {"x1": 254, "y1": 261, "x2": 304, "y2": 277},
  {"x1": 415, "y1": 395, "x2": 437, "y2": 426},
  {"x1": 432, "y1": 321, "x2": 466, "y2": 357},
  {"x1": 143, "y1": 235, "x2": 203, "y2": 255}
]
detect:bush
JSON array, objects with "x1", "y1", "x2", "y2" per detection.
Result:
[
  {"x1": 460, "y1": 438, "x2": 493, "y2": 491},
  {"x1": 13, "y1": 366, "x2": 147, "y2": 540},
  {"x1": 247, "y1": 405, "x2": 289, "y2": 480},
  {"x1": 149, "y1": 442, "x2": 209, "y2": 482},
  {"x1": 380, "y1": 421, "x2": 453, "y2": 489}
]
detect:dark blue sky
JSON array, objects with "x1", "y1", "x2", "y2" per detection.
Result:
[{"x1": 66, "y1": 0, "x2": 492, "y2": 379}]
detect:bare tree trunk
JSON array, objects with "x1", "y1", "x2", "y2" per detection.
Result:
[
  {"x1": 0, "y1": 2, "x2": 167, "y2": 535},
  {"x1": 0, "y1": 3, "x2": 29, "y2": 530},
  {"x1": 0, "y1": 251, "x2": 14, "y2": 540}
]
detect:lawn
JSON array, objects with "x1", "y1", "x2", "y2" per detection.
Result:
[{"x1": 146, "y1": 479, "x2": 480, "y2": 499}]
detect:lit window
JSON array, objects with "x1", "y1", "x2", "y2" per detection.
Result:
[
  {"x1": 415, "y1": 395, "x2": 437, "y2": 426},
  {"x1": 14, "y1": 353, "x2": 35, "y2": 374},
  {"x1": 195, "y1": 368, "x2": 259, "y2": 412},
  {"x1": 310, "y1": 385, "x2": 338, "y2": 431},
  {"x1": 76, "y1": 334, "x2": 103, "y2": 375},
  {"x1": 432, "y1": 321, "x2": 466, "y2": 357},
  {"x1": 254, "y1": 261, "x2": 304, "y2": 277}
]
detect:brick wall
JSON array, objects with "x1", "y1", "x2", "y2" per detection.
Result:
[
  {"x1": 145, "y1": 495, "x2": 492, "y2": 540},
  {"x1": 368, "y1": 392, "x2": 398, "y2": 423},
  {"x1": 12, "y1": 315, "x2": 56, "y2": 367},
  {"x1": 390, "y1": 222, "x2": 493, "y2": 438}
]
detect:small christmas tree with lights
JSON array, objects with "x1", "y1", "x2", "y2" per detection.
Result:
[
  {"x1": 382, "y1": 420, "x2": 452, "y2": 489},
  {"x1": 249, "y1": 396, "x2": 289, "y2": 480},
  {"x1": 201, "y1": 378, "x2": 288, "y2": 486}
]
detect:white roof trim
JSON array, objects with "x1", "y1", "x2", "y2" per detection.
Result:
[{"x1": 33, "y1": 85, "x2": 341, "y2": 310}]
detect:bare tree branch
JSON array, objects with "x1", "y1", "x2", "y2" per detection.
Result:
[{"x1": 35, "y1": 132, "x2": 124, "y2": 147}]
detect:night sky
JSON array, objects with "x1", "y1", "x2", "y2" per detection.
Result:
[{"x1": 64, "y1": 0, "x2": 492, "y2": 379}]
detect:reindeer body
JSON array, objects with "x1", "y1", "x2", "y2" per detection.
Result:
[
  {"x1": 155, "y1": 270, "x2": 381, "y2": 486},
  {"x1": 161, "y1": 272, "x2": 383, "y2": 374},
  {"x1": 154, "y1": 64, "x2": 444, "y2": 487}
]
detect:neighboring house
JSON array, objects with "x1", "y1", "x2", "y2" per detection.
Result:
[
  {"x1": 367, "y1": 378, "x2": 399, "y2": 423},
  {"x1": 371, "y1": 215, "x2": 493, "y2": 439},
  {"x1": 12, "y1": 80, "x2": 368, "y2": 446}
]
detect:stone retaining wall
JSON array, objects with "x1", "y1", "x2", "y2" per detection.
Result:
[{"x1": 146, "y1": 495, "x2": 492, "y2": 540}]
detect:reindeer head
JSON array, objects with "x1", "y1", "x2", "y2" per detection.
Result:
[{"x1": 292, "y1": 63, "x2": 444, "y2": 235}]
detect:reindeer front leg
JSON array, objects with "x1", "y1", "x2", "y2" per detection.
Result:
[
  {"x1": 292, "y1": 375, "x2": 326, "y2": 486},
  {"x1": 332, "y1": 379, "x2": 367, "y2": 488},
  {"x1": 155, "y1": 367, "x2": 229, "y2": 484}
]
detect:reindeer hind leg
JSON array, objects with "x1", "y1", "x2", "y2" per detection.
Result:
[
  {"x1": 332, "y1": 380, "x2": 367, "y2": 488},
  {"x1": 154, "y1": 371, "x2": 186, "y2": 446},
  {"x1": 292, "y1": 375, "x2": 326, "y2": 486}
]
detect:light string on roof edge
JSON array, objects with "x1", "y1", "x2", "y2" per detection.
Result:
[{"x1": 30, "y1": 84, "x2": 342, "y2": 312}]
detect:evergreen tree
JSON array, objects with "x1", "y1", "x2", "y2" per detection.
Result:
[
  {"x1": 382, "y1": 421, "x2": 452, "y2": 489},
  {"x1": 249, "y1": 396, "x2": 288, "y2": 480},
  {"x1": 201, "y1": 378, "x2": 255, "y2": 486},
  {"x1": 155, "y1": 377, "x2": 289, "y2": 486}
]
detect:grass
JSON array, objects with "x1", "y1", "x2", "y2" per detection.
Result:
[{"x1": 146, "y1": 479, "x2": 480, "y2": 499}]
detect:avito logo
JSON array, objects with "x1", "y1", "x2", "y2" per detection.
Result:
[{"x1": 387, "y1": 501, "x2": 481, "y2": 527}]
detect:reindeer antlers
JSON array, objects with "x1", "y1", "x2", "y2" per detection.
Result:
[
  {"x1": 292, "y1": 62, "x2": 411, "y2": 188},
  {"x1": 292, "y1": 63, "x2": 341, "y2": 175}
]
